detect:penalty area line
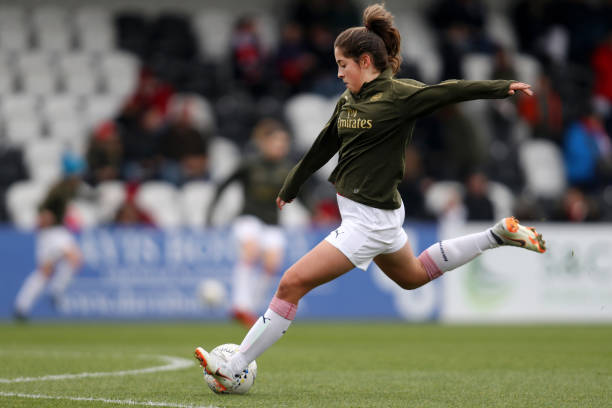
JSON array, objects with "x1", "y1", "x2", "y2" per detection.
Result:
[{"x1": 0, "y1": 391, "x2": 221, "y2": 408}]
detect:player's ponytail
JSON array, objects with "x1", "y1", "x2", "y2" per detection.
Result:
[{"x1": 334, "y1": 3, "x2": 402, "y2": 74}]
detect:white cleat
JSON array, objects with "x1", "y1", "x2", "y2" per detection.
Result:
[
  {"x1": 491, "y1": 217, "x2": 546, "y2": 253},
  {"x1": 194, "y1": 347, "x2": 237, "y2": 391}
]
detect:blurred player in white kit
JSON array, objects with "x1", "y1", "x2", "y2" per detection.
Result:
[{"x1": 13, "y1": 160, "x2": 83, "y2": 320}]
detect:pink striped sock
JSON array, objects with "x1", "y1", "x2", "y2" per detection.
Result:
[
  {"x1": 418, "y1": 250, "x2": 444, "y2": 281},
  {"x1": 269, "y1": 296, "x2": 298, "y2": 320}
]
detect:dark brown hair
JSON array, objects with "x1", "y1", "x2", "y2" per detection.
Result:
[{"x1": 334, "y1": 3, "x2": 402, "y2": 74}]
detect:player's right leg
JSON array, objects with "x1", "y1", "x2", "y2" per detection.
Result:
[
  {"x1": 375, "y1": 217, "x2": 546, "y2": 289},
  {"x1": 195, "y1": 240, "x2": 354, "y2": 388}
]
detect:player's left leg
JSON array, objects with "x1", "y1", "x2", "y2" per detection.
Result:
[
  {"x1": 48, "y1": 261, "x2": 77, "y2": 307},
  {"x1": 196, "y1": 240, "x2": 354, "y2": 389},
  {"x1": 14, "y1": 264, "x2": 53, "y2": 319}
]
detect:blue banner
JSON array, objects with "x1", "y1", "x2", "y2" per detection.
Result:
[{"x1": 0, "y1": 223, "x2": 441, "y2": 321}]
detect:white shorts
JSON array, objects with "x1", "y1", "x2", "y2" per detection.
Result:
[
  {"x1": 37, "y1": 226, "x2": 77, "y2": 265},
  {"x1": 233, "y1": 215, "x2": 286, "y2": 250},
  {"x1": 325, "y1": 194, "x2": 407, "y2": 270}
]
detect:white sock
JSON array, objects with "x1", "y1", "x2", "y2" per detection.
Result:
[
  {"x1": 231, "y1": 261, "x2": 256, "y2": 313},
  {"x1": 14, "y1": 270, "x2": 48, "y2": 315},
  {"x1": 229, "y1": 296, "x2": 296, "y2": 373},
  {"x1": 418, "y1": 230, "x2": 499, "y2": 280},
  {"x1": 49, "y1": 262, "x2": 75, "y2": 299}
]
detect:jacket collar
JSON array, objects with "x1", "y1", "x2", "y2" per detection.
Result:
[{"x1": 354, "y1": 68, "x2": 393, "y2": 99}]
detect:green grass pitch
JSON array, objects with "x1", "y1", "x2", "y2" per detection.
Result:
[{"x1": 0, "y1": 322, "x2": 610, "y2": 408}]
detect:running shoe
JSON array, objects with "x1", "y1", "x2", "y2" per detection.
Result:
[{"x1": 491, "y1": 216, "x2": 546, "y2": 253}]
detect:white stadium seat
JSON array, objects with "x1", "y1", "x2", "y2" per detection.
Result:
[
  {"x1": 41, "y1": 94, "x2": 80, "y2": 122},
  {"x1": 487, "y1": 181, "x2": 516, "y2": 220},
  {"x1": 209, "y1": 182, "x2": 243, "y2": 227},
  {"x1": 74, "y1": 7, "x2": 114, "y2": 52},
  {"x1": 208, "y1": 137, "x2": 241, "y2": 183},
  {"x1": 6, "y1": 180, "x2": 50, "y2": 230},
  {"x1": 179, "y1": 181, "x2": 216, "y2": 227},
  {"x1": 135, "y1": 182, "x2": 182, "y2": 228},
  {"x1": 424, "y1": 181, "x2": 465, "y2": 217},
  {"x1": 0, "y1": 94, "x2": 39, "y2": 119},
  {"x1": 5, "y1": 118, "x2": 42, "y2": 147},
  {"x1": 96, "y1": 181, "x2": 126, "y2": 222},
  {"x1": 193, "y1": 9, "x2": 234, "y2": 61},
  {"x1": 83, "y1": 95, "x2": 122, "y2": 128},
  {"x1": 519, "y1": 139, "x2": 566, "y2": 199},
  {"x1": 47, "y1": 118, "x2": 87, "y2": 154},
  {"x1": 24, "y1": 138, "x2": 64, "y2": 184}
]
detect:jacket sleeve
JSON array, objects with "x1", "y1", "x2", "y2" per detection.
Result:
[
  {"x1": 397, "y1": 79, "x2": 514, "y2": 119},
  {"x1": 206, "y1": 165, "x2": 246, "y2": 224},
  {"x1": 278, "y1": 101, "x2": 343, "y2": 202}
]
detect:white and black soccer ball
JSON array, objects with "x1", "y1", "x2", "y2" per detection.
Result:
[
  {"x1": 203, "y1": 343, "x2": 257, "y2": 394},
  {"x1": 197, "y1": 279, "x2": 227, "y2": 307}
]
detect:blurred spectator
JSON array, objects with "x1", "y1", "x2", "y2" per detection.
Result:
[
  {"x1": 275, "y1": 22, "x2": 317, "y2": 95},
  {"x1": 310, "y1": 199, "x2": 341, "y2": 227},
  {"x1": 397, "y1": 146, "x2": 433, "y2": 220},
  {"x1": 428, "y1": 0, "x2": 494, "y2": 79},
  {"x1": 518, "y1": 73, "x2": 564, "y2": 142},
  {"x1": 231, "y1": 16, "x2": 267, "y2": 96},
  {"x1": 0, "y1": 147, "x2": 28, "y2": 221},
  {"x1": 552, "y1": 187, "x2": 601, "y2": 222},
  {"x1": 158, "y1": 96, "x2": 213, "y2": 185},
  {"x1": 463, "y1": 171, "x2": 494, "y2": 221},
  {"x1": 592, "y1": 30, "x2": 612, "y2": 134},
  {"x1": 290, "y1": 0, "x2": 360, "y2": 36},
  {"x1": 113, "y1": 184, "x2": 155, "y2": 226},
  {"x1": 85, "y1": 121, "x2": 123, "y2": 186},
  {"x1": 563, "y1": 112, "x2": 612, "y2": 191}
]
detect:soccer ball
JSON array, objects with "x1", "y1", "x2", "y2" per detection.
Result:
[
  {"x1": 197, "y1": 279, "x2": 227, "y2": 307},
  {"x1": 203, "y1": 343, "x2": 257, "y2": 394}
]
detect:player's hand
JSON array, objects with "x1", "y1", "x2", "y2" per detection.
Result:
[
  {"x1": 276, "y1": 197, "x2": 292, "y2": 210},
  {"x1": 508, "y1": 82, "x2": 533, "y2": 96}
]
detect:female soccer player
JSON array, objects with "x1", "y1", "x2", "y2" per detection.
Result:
[
  {"x1": 207, "y1": 118, "x2": 294, "y2": 328},
  {"x1": 196, "y1": 3, "x2": 545, "y2": 391}
]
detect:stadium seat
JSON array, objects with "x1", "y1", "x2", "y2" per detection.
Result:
[
  {"x1": 513, "y1": 54, "x2": 541, "y2": 90},
  {"x1": 519, "y1": 139, "x2": 566, "y2": 199},
  {"x1": 462, "y1": 53, "x2": 493, "y2": 80},
  {"x1": 135, "y1": 181, "x2": 182, "y2": 228},
  {"x1": 74, "y1": 7, "x2": 114, "y2": 52},
  {"x1": 0, "y1": 7, "x2": 29, "y2": 51},
  {"x1": 284, "y1": 93, "x2": 332, "y2": 152},
  {"x1": 396, "y1": 11, "x2": 441, "y2": 84},
  {"x1": 193, "y1": 9, "x2": 234, "y2": 61},
  {"x1": 485, "y1": 12, "x2": 518, "y2": 51},
  {"x1": 278, "y1": 198, "x2": 310, "y2": 227},
  {"x1": 487, "y1": 181, "x2": 515, "y2": 220},
  {"x1": 83, "y1": 95, "x2": 122, "y2": 128},
  {"x1": 41, "y1": 94, "x2": 80, "y2": 122},
  {"x1": 47, "y1": 118, "x2": 87, "y2": 154},
  {"x1": 21, "y1": 71, "x2": 59, "y2": 95},
  {"x1": 424, "y1": 181, "x2": 465, "y2": 217},
  {"x1": 209, "y1": 181, "x2": 243, "y2": 227},
  {"x1": 63, "y1": 71, "x2": 101, "y2": 96},
  {"x1": 208, "y1": 137, "x2": 241, "y2": 183},
  {"x1": 167, "y1": 93, "x2": 216, "y2": 132},
  {"x1": 6, "y1": 180, "x2": 49, "y2": 230},
  {"x1": 179, "y1": 180, "x2": 216, "y2": 227},
  {"x1": 96, "y1": 180, "x2": 126, "y2": 222},
  {"x1": 58, "y1": 52, "x2": 95, "y2": 76},
  {"x1": 98, "y1": 51, "x2": 139, "y2": 97},
  {"x1": 23, "y1": 138, "x2": 64, "y2": 184},
  {"x1": 0, "y1": 94, "x2": 39, "y2": 120},
  {"x1": 5, "y1": 118, "x2": 42, "y2": 147}
]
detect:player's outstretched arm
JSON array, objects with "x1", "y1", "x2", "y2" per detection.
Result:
[{"x1": 508, "y1": 81, "x2": 534, "y2": 96}]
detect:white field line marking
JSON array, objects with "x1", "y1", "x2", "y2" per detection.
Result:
[
  {"x1": 0, "y1": 355, "x2": 194, "y2": 383},
  {"x1": 0, "y1": 392, "x2": 220, "y2": 408}
]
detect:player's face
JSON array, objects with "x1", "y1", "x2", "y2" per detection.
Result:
[
  {"x1": 37, "y1": 209, "x2": 55, "y2": 229},
  {"x1": 335, "y1": 47, "x2": 363, "y2": 93},
  {"x1": 261, "y1": 130, "x2": 289, "y2": 160}
]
